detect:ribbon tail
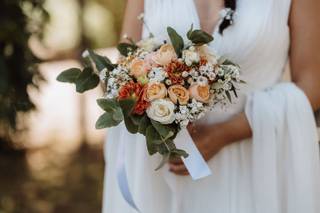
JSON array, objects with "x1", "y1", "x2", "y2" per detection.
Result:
[
  {"x1": 116, "y1": 137, "x2": 140, "y2": 212},
  {"x1": 175, "y1": 128, "x2": 212, "y2": 180}
]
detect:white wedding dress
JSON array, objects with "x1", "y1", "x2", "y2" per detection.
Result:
[{"x1": 102, "y1": 0, "x2": 320, "y2": 212}]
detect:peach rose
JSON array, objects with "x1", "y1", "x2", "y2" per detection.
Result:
[
  {"x1": 145, "y1": 82, "x2": 167, "y2": 101},
  {"x1": 152, "y1": 44, "x2": 177, "y2": 66},
  {"x1": 189, "y1": 83, "x2": 211, "y2": 103},
  {"x1": 130, "y1": 59, "x2": 148, "y2": 79},
  {"x1": 168, "y1": 85, "x2": 190, "y2": 105}
]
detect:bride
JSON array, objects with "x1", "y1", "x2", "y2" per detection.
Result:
[{"x1": 103, "y1": 0, "x2": 320, "y2": 212}]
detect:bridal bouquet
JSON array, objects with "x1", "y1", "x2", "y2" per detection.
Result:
[{"x1": 57, "y1": 25, "x2": 242, "y2": 167}]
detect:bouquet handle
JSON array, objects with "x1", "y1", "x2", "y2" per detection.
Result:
[{"x1": 175, "y1": 128, "x2": 212, "y2": 180}]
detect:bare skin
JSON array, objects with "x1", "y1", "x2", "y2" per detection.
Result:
[{"x1": 120, "y1": 0, "x2": 320, "y2": 175}]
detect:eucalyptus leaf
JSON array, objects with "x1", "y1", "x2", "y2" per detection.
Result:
[
  {"x1": 119, "y1": 98, "x2": 139, "y2": 134},
  {"x1": 119, "y1": 98, "x2": 136, "y2": 116},
  {"x1": 146, "y1": 126, "x2": 161, "y2": 155},
  {"x1": 146, "y1": 125, "x2": 163, "y2": 145},
  {"x1": 123, "y1": 116, "x2": 139, "y2": 134},
  {"x1": 117, "y1": 43, "x2": 138, "y2": 57},
  {"x1": 75, "y1": 67, "x2": 100, "y2": 93},
  {"x1": 113, "y1": 109, "x2": 124, "y2": 122},
  {"x1": 151, "y1": 120, "x2": 175, "y2": 141},
  {"x1": 138, "y1": 115, "x2": 150, "y2": 135},
  {"x1": 56, "y1": 68, "x2": 81, "y2": 83},
  {"x1": 97, "y1": 98, "x2": 119, "y2": 112},
  {"x1": 95, "y1": 112, "x2": 122, "y2": 129},
  {"x1": 225, "y1": 90, "x2": 232, "y2": 103},
  {"x1": 187, "y1": 24, "x2": 194, "y2": 39},
  {"x1": 167, "y1": 27, "x2": 184, "y2": 57},
  {"x1": 88, "y1": 50, "x2": 115, "y2": 71},
  {"x1": 155, "y1": 153, "x2": 170, "y2": 171},
  {"x1": 130, "y1": 114, "x2": 144, "y2": 126},
  {"x1": 231, "y1": 84, "x2": 238, "y2": 98},
  {"x1": 222, "y1": 59, "x2": 236, "y2": 66},
  {"x1": 172, "y1": 148, "x2": 189, "y2": 158},
  {"x1": 187, "y1": 29, "x2": 213, "y2": 45}
]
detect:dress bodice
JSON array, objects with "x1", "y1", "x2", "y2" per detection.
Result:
[{"x1": 143, "y1": 0, "x2": 292, "y2": 124}]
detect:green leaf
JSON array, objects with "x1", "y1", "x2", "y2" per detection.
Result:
[
  {"x1": 113, "y1": 109, "x2": 124, "y2": 122},
  {"x1": 138, "y1": 115, "x2": 150, "y2": 135},
  {"x1": 187, "y1": 29, "x2": 213, "y2": 45},
  {"x1": 75, "y1": 67, "x2": 100, "y2": 93},
  {"x1": 146, "y1": 126, "x2": 162, "y2": 155},
  {"x1": 222, "y1": 59, "x2": 236, "y2": 66},
  {"x1": 167, "y1": 27, "x2": 184, "y2": 57},
  {"x1": 56, "y1": 68, "x2": 81, "y2": 83},
  {"x1": 130, "y1": 114, "x2": 144, "y2": 126},
  {"x1": 119, "y1": 98, "x2": 139, "y2": 134},
  {"x1": 225, "y1": 90, "x2": 232, "y2": 103},
  {"x1": 231, "y1": 84, "x2": 238, "y2": 98},
  {"x1": 151, "y1": 120, "x2": 175, "y2": 141},
  {"x1": 88, "y1": 50, "x2": 115, "y2": 71},
  {"x1": 95, "y1": 112, "x2": 122, "y2": 129},
  {"x1": 146, "y1": 125, "x2": 163, "y2": 145},
  {"x1": 155, "y1": 153, "x2": 170, "y2": 171},
  {"x1": 117, "y1": 43, "x2": 138, "y2": 57},
  {"x1": 97, "y1": 98, "x2": 119, "y2": 112},
  {"x1": 119, "y1": 98, "x2": 136, "y2": 116},
  {"x1": 124, "y1": 116, "x2": 139, "y2": 134},
  {"x1": 187, "y1": 24, "x2": 194, "y2": 39},
  {"x1": 172, "y1": 148, "x2": 189, "y2": 158}
]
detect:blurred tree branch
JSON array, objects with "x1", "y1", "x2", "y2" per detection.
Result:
[{"x1": 0, "y1": 0, "x2": 48, "y2": 153}]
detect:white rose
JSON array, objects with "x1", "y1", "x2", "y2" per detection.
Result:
[
  {"x1": 137, "y1": 37, "x2": 161, "y2": 52},
  {"x1": 182, "y1": 49, "x2": 200, "y2": 66},
  {"x1": 146, "y1": 99, "x2": 175, "y2": 124}
]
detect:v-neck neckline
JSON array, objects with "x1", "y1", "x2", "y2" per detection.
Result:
[{"x1": 191, "y1": 0, "x2": 225, "y2": 36}]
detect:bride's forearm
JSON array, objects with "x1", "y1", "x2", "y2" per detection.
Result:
[{"x1": 211, "y1": 112, "x2": 252, "y2": 145}]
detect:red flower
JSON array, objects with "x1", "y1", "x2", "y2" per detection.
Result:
[
  {"x1": 199, "y1": 57, "x2": 208, "y2": 66},
  {"x1": 118, "y1": 81, "x2": 143, "y2": 100},
  {"x1": 165, "y1": 60, "x2": 190, "y2": 84},
  {"x1": 133, "y1": 86, "x2": 150, "y2": 115},
  {"x1": 118, "y1": 82, "x2": 150, "y2": 115}
]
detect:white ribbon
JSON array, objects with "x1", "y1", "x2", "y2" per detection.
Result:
[
  {"x1": 174, "y1": 128, "x2": 212, "y2": 180},
  {"x1": 116, "y1": 127, "x2": 212, "y2": 211},
  {"x1": 116, "y1": 137, "x2": 140, "y2": 212}
]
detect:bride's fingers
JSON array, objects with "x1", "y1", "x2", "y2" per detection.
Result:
[
  {"x1": 169, "y1": 164, "x2": 189, "y2": 175},
  {"x1": 169, "y1": 157, "x2": 183, "y2": 165}
]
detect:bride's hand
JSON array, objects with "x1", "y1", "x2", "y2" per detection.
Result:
[{"x1": 169, "y1": 123, "x2": 228, "y2": 176}]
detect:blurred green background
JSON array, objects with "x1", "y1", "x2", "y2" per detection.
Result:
[{"x1": 0, "y1": 0, "x2": 125, "y2": 212}]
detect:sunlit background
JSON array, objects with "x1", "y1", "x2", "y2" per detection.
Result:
[
  {"x1": 1, "y1": 1, "x2": 320, "y2": 213},
  {"x1": 0, "y1": 0, "x2": 125, "y2": 212}
]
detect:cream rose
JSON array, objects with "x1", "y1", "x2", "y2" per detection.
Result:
[
  {"x1": 146, "y1": 99, "x2": 175, "y2": 124},
  {"x1": 145, "y1": 82, "x2": 167, "y2": 101},
  {"x1": 130, "y1": 59, "x2": 148, "y2": 79},
  {"x1": 168, "y1": 85, "x2": 190, "y2": 105},
  {"x1": 137, "y1": 37, "x2": 161, "y2": 52},
  {"x1": 182, "y1": 49, "x2": 200, "y2": 66},
  {"x1": 189, "y1": 83, "x2": 211, "y2": 103},
  {"x1": 196, "y1": 45, "x2": 218, "y2": 64},
  {"x1": 152, "y1": 44, "x2": 177, "y2": 66}
]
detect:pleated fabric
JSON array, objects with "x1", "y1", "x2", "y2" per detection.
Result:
[{"x1": 102, "y1": 0, "x2": 320, "y2": 212}]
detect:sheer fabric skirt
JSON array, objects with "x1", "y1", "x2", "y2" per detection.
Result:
[{"x1": 102, "y1": 123, "x2": 254, "y2": 213}]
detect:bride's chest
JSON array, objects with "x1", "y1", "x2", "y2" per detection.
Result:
[{"x1": 144, "y1": 0, "x2": 291, "y2": 65}]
